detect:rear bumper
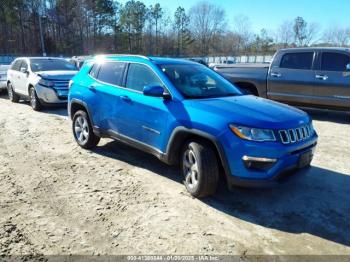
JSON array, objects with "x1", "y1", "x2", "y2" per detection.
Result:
[
  {"x1": 35, "y1": 84, "x2": 67, "y2": 104},
  {"x1": 0, "y1": 80, "x2": 7, "y2": 89}
]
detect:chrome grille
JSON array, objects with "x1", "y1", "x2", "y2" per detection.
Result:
[
  {"x1": 279, "y1": 124, "x2": 313, "y2": 144},
  {"x1": 53, "y1": 79, "x2": 69, "y2": 90}
]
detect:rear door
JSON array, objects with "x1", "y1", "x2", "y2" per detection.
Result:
[
  {"x1": 17, "y1": 59, "x2": 29, "y2": 94},
  {"x1": 8, "y1": 59, "x2": 22, "y2": 92},
  {"x1": 86, "y1": 61, "x2": 126, "y2": 131},
  {"x1": 312, "y1": 51, "x2": 350, "y2": 108},
  {"x1": 267, "y1": 51, "x2": 316, "y2": 105}
]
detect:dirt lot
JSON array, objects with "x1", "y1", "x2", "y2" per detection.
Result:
[{"x1": 0, "y1": 93, "x2": 350, "y2": 256}]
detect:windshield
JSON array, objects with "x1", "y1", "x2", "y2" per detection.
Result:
[
  {"x1": 159, "y1": 64, "x2": 242, "y2": 99},
  {"x1": 30, "y1": 59, "x2": 77, "y2": 72}
]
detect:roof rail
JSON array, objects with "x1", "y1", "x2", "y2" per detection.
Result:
[{"x1": 95, "y1": 54, "x2": 151, "y2": 60}]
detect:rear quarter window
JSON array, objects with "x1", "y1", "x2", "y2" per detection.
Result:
[
  {"x1": 89, "y1": 63, "x2": 100, "y2": 78},
  {"x1": 280, "y1": 52, "x2": 314, "y2": 70},
  {"x1": 96, "y1": 62, "x2": 126, "y2": 86}
]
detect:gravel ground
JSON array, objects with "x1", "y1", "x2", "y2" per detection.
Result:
[{"x1": 0, "y1": 92, "x2": 349, "y2": 256}]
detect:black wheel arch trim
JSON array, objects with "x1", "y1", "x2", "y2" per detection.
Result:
[
  {"x1": 165, "y1": 126, "x2": 231, "y2": 179},
  {"x1": 69, "y1": 98, "x2": 95, "y2": 127}
]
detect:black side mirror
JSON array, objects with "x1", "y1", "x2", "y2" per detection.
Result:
[{"x1": 143, "y1": 85, "x2": 171, "y2": 99}]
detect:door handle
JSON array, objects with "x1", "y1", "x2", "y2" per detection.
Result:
[
  {"x1": 120, "y1": 95, "x2": 131, "y2": 102},
  {"x1": 88, "y1": 85, "x2": 96, "y2": 91},
  {"x1": 315, "y1": 74, "x2": 328, "y2": 81},
  {"x1": 271, "y1": 72, "x2": 282, "y2": 78}
]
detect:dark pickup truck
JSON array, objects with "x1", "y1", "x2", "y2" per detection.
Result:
[{"x1": 214, "y1": 48, "x2": 350, "y2": 110}]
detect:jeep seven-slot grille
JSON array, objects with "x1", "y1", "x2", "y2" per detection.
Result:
[{"x1": 279, "y1": 124, "x2": 313, "y2": 144}]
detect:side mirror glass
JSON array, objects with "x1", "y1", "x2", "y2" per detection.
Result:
[
  {"x1": 143, "y1": 85, "x2": 169, "y2": 99},
  {"x1": 346, "y1": 64, "x2": 350, "y2": 71},
  {"x1": 20, "y1": 67, "x2": 28, "y2": 74}
]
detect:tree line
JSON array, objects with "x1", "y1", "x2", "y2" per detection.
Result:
[{"x1": 1, "y1": 0, "x2": 349, "y2": 57}]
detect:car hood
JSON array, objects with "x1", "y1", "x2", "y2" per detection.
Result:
[
  {"x1": 184, "y1": 95, "x2": 310, "y2": 129},
  {"x1": 36, "y1": 71, "x2": 78, "y2": 80}
]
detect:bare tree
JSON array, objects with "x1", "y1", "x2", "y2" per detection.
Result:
[
  {"x1": 278, "y1": 20, "x2": 294, "y2": 47},
  {"x1": 189, "y1": 1, "x2": 226, "y2": 56},
  {"x1": 323, "y1": 26, "x2": 350, "y2": 47},
  {"x1": 233, "y1": 14, "x2": 252, "y2": 54},
  {"x1": 304, "y1": 22, "x2": 320, "y2": 46},
  {"x1": 293, "y1": 16, "x2": 319, "y2": 46}
]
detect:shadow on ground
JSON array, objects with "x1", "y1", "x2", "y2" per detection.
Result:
[
  {"x1": 0, "y1": 91, "x2": 67, "y2": 117},
  {"x1": 93, "y1": 139, "x2": 350, "y2": 248}
]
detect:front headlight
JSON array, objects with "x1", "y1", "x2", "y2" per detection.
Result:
[
  {"x1": 230, "y1": 124, "x2": 276, "y2": 142},
  {"x1": 68, "y1": 80, "x2": 73, "y2": 89},
  {"x1": 39, "y1": 78, "x2": 54, "y2": 87}
]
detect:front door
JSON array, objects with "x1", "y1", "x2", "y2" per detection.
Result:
[
  {"x1": 117, "y1": 63, "x2": 170, "y2": 152},
  {"x1": 267, "y1": 51, "x2": 316, "y2": 105}
]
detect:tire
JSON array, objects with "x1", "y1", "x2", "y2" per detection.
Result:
[
  {"x1": 181, "y1": 141, "x2": 219, "y2": 198},
  {"x1": 239, "y1": 86, "x2": 258, "y2": 96},
  {"x1": 72, "y1": 110, "x2": 100, "y2": 149},
  {"x1": 7, "y1": 82, "x2": 20, "y2": 103},
  {"x1": 29, "y1": 86, "x2": 42, "y2": 111}
]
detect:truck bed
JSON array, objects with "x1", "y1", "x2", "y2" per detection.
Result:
[{"x1": 214, "y1": 64, "x2": 269, "y2": 96}]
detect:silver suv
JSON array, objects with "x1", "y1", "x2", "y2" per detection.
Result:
[{"x1": 7, "y1": 57, "x2": 78, "y2": 110}]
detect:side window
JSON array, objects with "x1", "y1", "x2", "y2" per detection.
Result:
[
  {"x1": 125, "y1": 63, "x2": 162, "y2": 92},
  {"x1": 321, "y1": 52, "x2": 350, "y2": 72},
  {"x1": 20, "y1": 60, "x2": 28, "y2": 71},
  {"x1": 11, "y1": 60, "x2": 22, "y2": 71},
  {"x1": 280, "y1": 52, "x2": 314, "y2": 70},
  {"x1": 89, "y1": 63, "x2": 100, "y2": 78},
  {"x1": 96, "y1": 62, "x2": 126, "y2": 86}
]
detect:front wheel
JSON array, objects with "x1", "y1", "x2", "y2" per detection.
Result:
[
  {"x1": 29, "y1": 86, "x2": 42, "y2": 111},
  {"x1": 181, "y1": 141, "x2": 219, "y2": 198},
  {"x1": 72, "y1": 110, "x2": 100, "y2": 149}
]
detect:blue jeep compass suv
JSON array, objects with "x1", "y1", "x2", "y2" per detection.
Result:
[{"x1": 68, "y1": 55, "x2": 318, "y2": 197}]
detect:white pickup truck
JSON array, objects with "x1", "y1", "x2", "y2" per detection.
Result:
[{"x1": 7, "y1": 57, "x2": 78, "y2": 111}]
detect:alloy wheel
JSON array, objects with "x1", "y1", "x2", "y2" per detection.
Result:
[
  {"x1": 74, "y1": 115, "x2": 90, "y2": 144},
  {"x1": 183, "y1": 148, "x2": 199, "y2": 189},
  {"x1": 8, "y1": 85, "x2": 13, "y2": 101},
  {"x1": 30, "y1": 88, "x2": 36, "y2": 108}
]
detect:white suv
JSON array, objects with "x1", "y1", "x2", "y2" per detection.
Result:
[{"x1": 7, "y1": 57, "x2": 78, "y2": 110}]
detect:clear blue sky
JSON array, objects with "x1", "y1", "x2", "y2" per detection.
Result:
[{"x1": 118, "y1": 0, "x2": 349, "y2": 33}]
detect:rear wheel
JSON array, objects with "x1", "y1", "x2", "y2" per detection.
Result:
[
  {"x1": 29, "y1": 86, "x2": 42, "y2": 111},
  {"x1": 72, "y1": 110, "x2": 100, "y2": 149},
  {"x1": 181, "y1": 141, "x2": 219, "y2": 198},
  {"x1": 7, "y1": 82, "x2": 19, "y2": 103}
]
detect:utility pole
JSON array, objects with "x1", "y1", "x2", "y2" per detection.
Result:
[{"x1": 38, "y1": 0, "x2": 46, "y2": 57}]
